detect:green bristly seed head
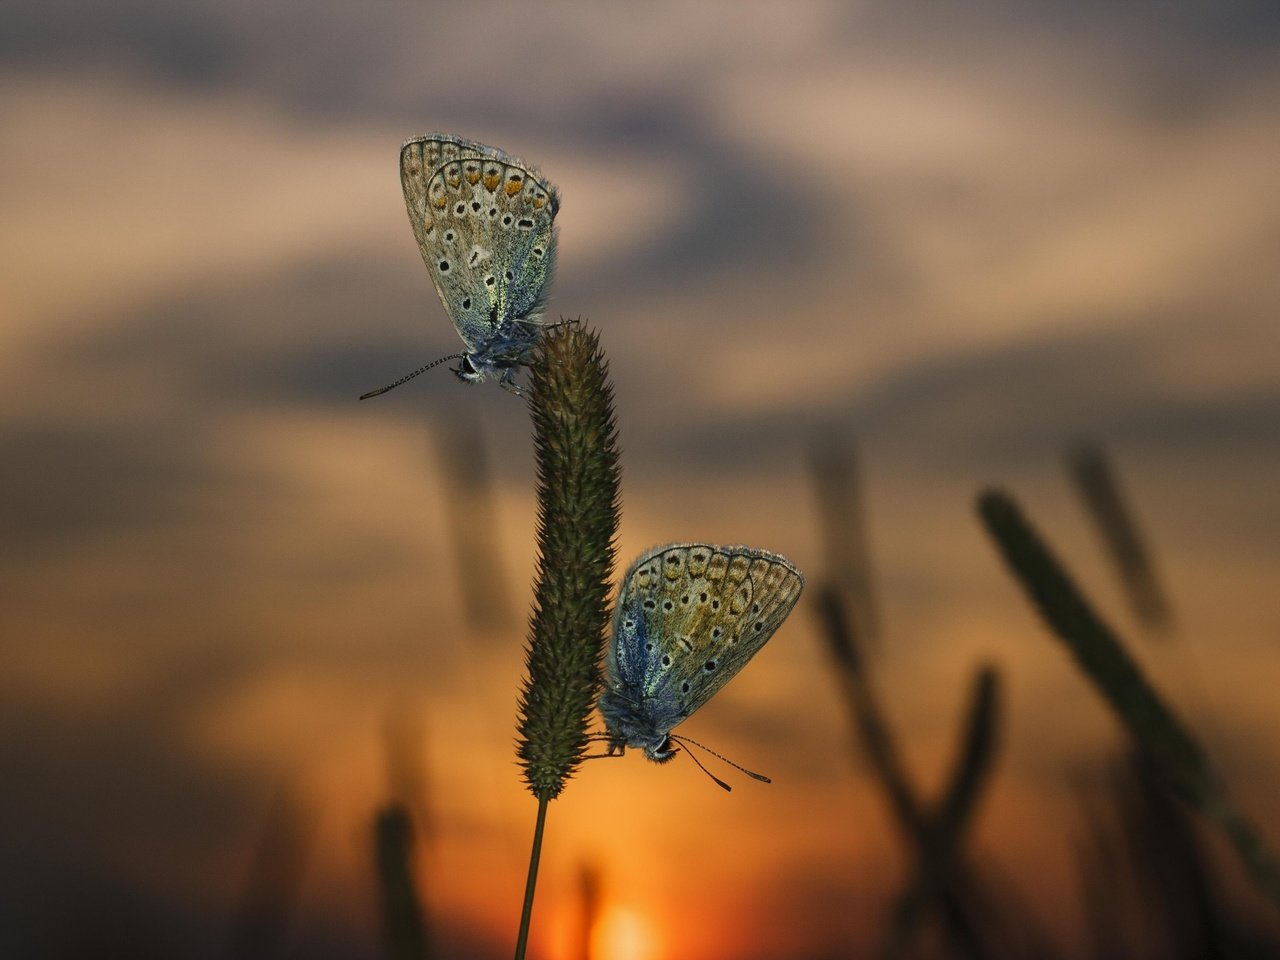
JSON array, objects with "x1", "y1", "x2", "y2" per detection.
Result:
[{"x1": 516, "y1": 323, "x2": 621, "y2": 800}]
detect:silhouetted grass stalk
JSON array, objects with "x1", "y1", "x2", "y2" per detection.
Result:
[
  {"x1": 814, "y1": 586, "x2": 999, "y2": 959},
  {"x1": 810, "y1": 438, "x2": 881, "y2": 647},
  {"x1": 814, "y1": 585, "x2": 923, "y2": 836},
  {"x1": 1067, "y1": 442, "x2": 1171, "y2": 633},
  {"x1": 513, "y1": 325, "x2": 621, "y2": 959},
  {"x1": 978, "y1": 489, "x2": 1280, "y2": 911},
  {"x1": 878, "y1": 666, "x2": 1002, "y2": 960},
  {"x1": 374, "y1": 803, "x2": 429, "y2": 960}
]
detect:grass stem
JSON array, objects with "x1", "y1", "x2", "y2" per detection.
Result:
[{"x1": 513, "y1": 796, "x2": 549, "y2": 960}]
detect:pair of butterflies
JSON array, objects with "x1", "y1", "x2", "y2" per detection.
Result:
[{"x1": 366, "y1": 135, "x2": 805, "y2": 780}]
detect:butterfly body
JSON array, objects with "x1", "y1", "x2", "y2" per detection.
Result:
[
  {"x1": 398, "y1": 134, "x2": 559, "y2": 392},
  {"x1": 600, "y1": 543, "x2": 805, "y2": 763}
]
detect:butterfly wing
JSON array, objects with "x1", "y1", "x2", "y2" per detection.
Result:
[
  {"x1": 400, "y1": 134, "x2": 559, "y2": 356},
  {"x1": 607, "y1": 543, "x2": 805, "y2": 735}
]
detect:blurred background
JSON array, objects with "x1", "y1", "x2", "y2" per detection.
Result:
[{"x1": 2, "y1": 1, "x2": 1278, "y2": 958}]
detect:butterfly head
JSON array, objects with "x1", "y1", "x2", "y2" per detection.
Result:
[
  {"x1": 643, "y1": 734, "x2": 679, "y2": 764},
  {"x1": 452, "y1": 352, "x2": 530, "y2": 395},
  {"x1": 598, "y1": 687, "x2": 679, "y2": 764},
  {"x1": 452, "y1": 353, "x2": 486, "y2": 384}
]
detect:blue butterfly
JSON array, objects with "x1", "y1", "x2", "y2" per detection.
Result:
[
  {"x1": 362, "y1": 134, "x2": 559, "y2": 399},
  {"x1": 598, "y1": 543, "x2": 804, "y2": 786}
]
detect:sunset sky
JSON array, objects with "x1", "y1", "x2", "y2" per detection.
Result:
[{"x1": 2, "y1": 2, "x2": 1279, "y2": 958}]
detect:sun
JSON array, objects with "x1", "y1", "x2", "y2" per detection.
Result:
[{"x1": 590, "y1": 904, "x2": 661, "y2": 960}]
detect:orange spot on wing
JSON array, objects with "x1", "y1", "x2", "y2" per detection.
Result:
[
  {"x1": 483, "y1": 173, "x2": 501, "y2": 190},
  {"x1": 533, "y1": 196, "x2": 546, "y2": 209}
]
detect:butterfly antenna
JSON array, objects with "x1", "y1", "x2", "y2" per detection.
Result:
[
  {"x1": 676, "y1": 741, "x2": 733, "y2": 792},
  {"x1": 359, "y1": 354, "x2": 466, "y2": 400},
  {"x1": 671, "y1": 735, "x2": 772, "y2": 784}
]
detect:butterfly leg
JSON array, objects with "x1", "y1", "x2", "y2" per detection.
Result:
[
  {"x1": 497, "y1": 370, "x2": 526, "y2": 397},
  {"x1": 514, "y1": 316, "x2": 581, "y2": 336},
  {"x1": 580, "y1": 736, "x2": 625, "y2": 761}
]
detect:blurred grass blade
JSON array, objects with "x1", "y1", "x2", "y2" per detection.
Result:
[
  {"x1": 228, "y1": 789, "x2": 310, "y2": 960},
  {"x1": 374, "y1": 803, "x2": 430, "y2": 960},
  {"x1": 383, "y1": 706, "x2": 434, "y2": 840},
  {"x1": 813, "y1": 583, "x2": 920, "y2": 834},
  {"x1": 977, "y1": 490, "x2": 1203, "y2": 790},
  {"x1": 1076, "y1": 818, "x2": 1131, "y2": 960},
  {"x1": 1067, "y1": 441, "x2": 1172, "y2": 634},
  {"x1": 877, "y1": 666, "x2": 1002, "y2": 960},
  {"x1": 576, "y1": 861, "x2": 602, "y2": 960},
  {"x1": 432, "y1": 415, "x2": 514, "y2": 634},
  {"x1": 934, "y1": 666, "x2": 1001, "y2": 854},
  {"x1": 810, "y1": 435, "x2": 881, "y2": 649},
  {"x1": 977, "y1": 488, "x2": 1280, "y2": 911},
  {"x1": 1123, "y1": 752, "x2": 1224, "y2": 958},
  {"x1": 815, "y1": 585, "x2": 997, "y2": 959}
]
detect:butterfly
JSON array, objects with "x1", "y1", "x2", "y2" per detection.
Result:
[
  {"x1": 361, "y1": 134, "x2": 560, "y2": 399},
  {"x1": 598, "y1": 543, "x2": 805, "y2": 784}
]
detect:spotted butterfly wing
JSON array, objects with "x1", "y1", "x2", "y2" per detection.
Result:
[
  {"x1": 605, "y1": 544, "x2": 805, "y2": 745},
  {"x1": 399, "y1": 134, "x2": 559, "y2": 358}
]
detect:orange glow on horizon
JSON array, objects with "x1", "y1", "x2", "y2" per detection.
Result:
[
  {"x1": 591, "y1": 904, "x2": 662, "y2": 960},
  {"x1": 5, "y1": 12, "x2": 1280, "y2": 957}
]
